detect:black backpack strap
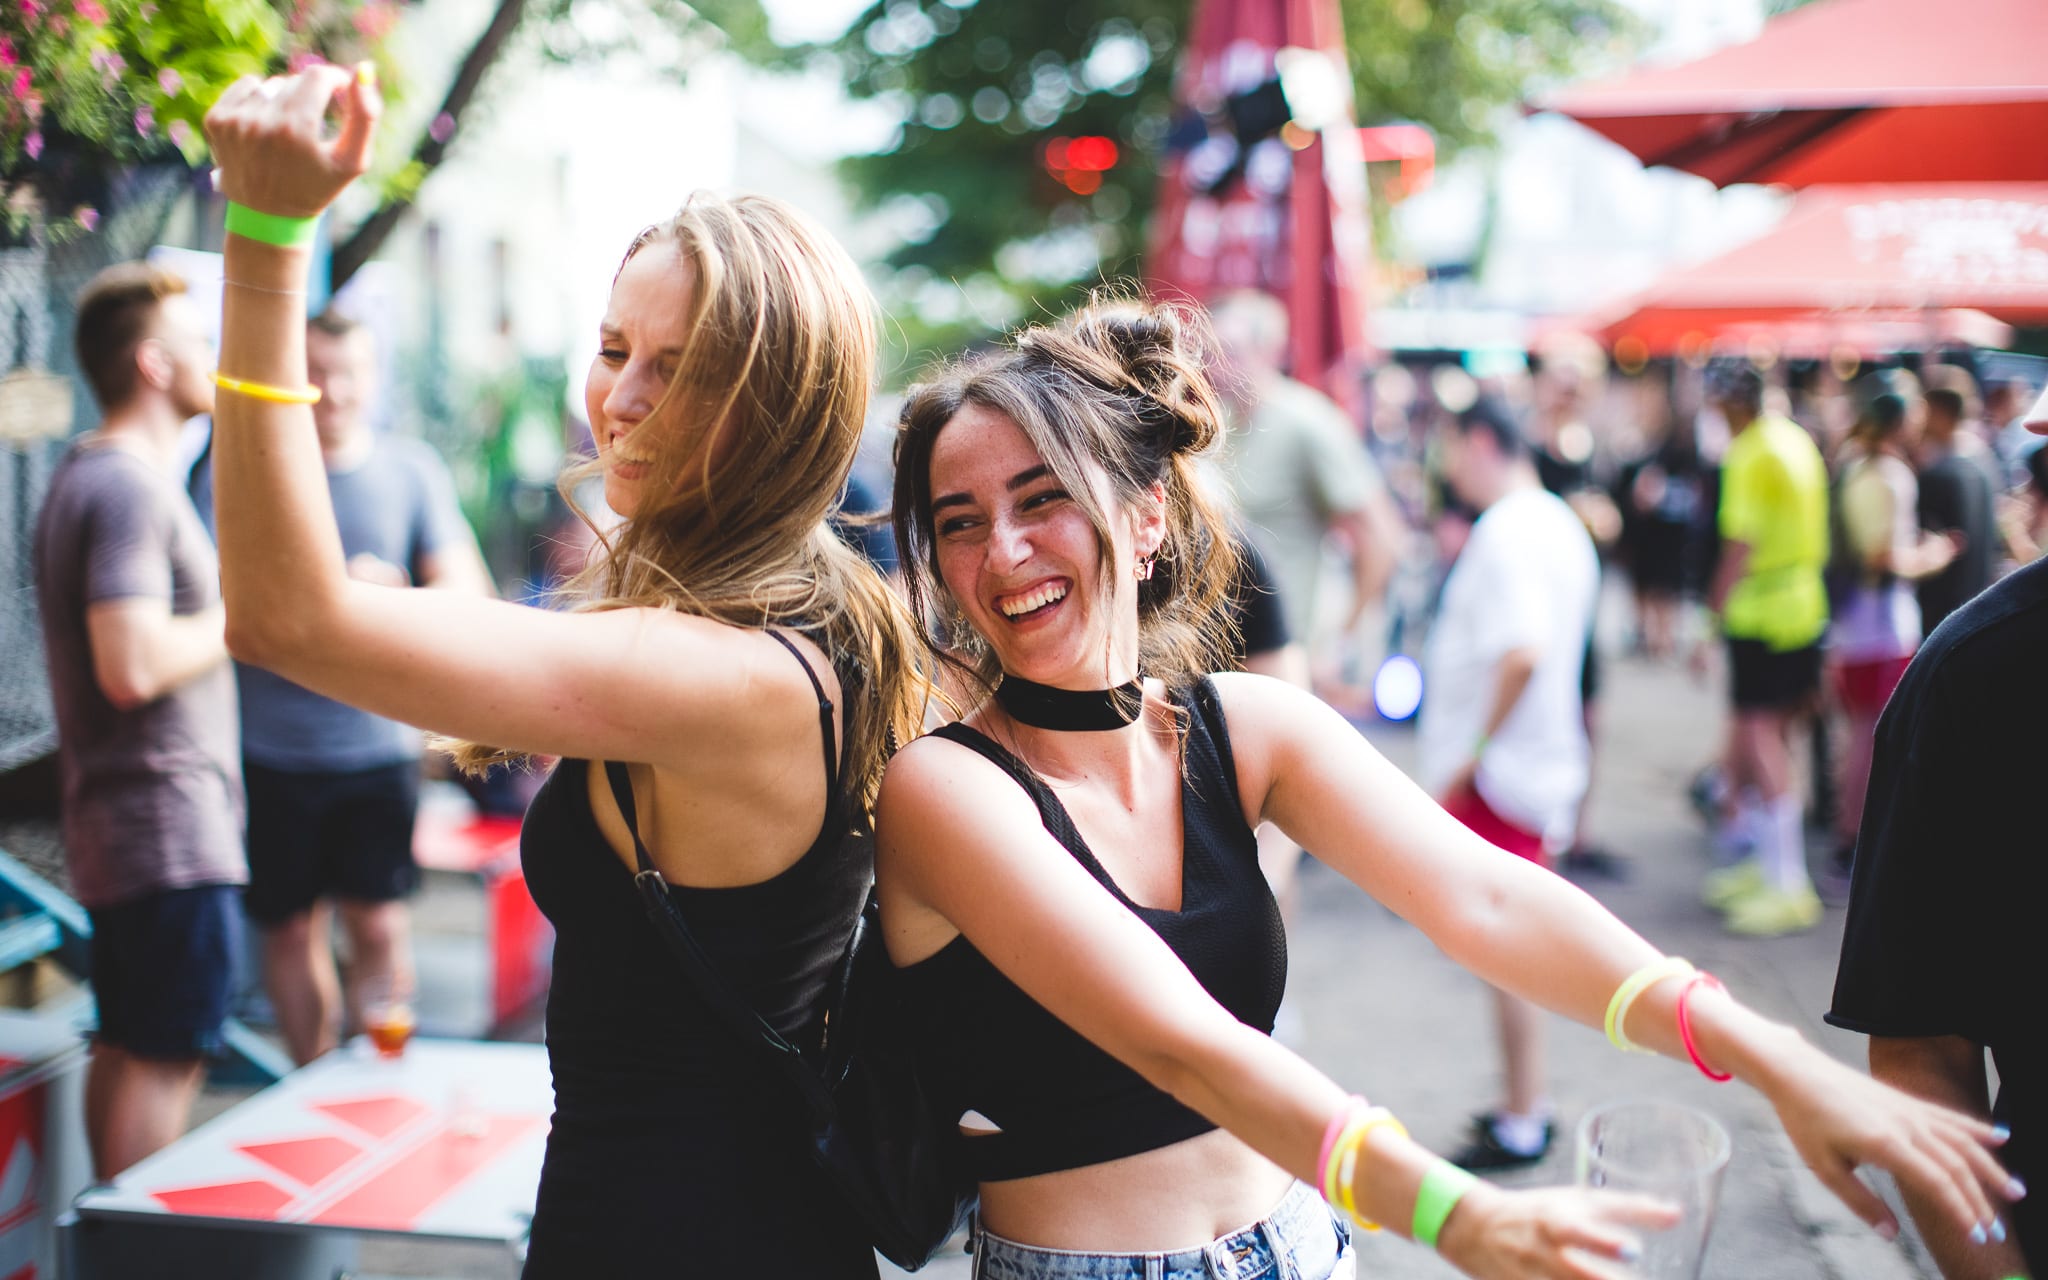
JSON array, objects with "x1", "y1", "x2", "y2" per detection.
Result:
[{"x1": 602, "y1": 760, "x2": 838, "y2": 1123}]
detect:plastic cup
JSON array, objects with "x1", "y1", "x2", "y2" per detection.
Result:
[
  {"x1": 1575, "y1": 1101, "x2": 1731, "y2": 1279},
  {"x1": 358, "y1": 973, "x2": 416, "y2": 1060}
]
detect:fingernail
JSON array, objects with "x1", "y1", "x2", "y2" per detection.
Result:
[
  {"x1": 1878, "y1": 1220, "x2": 1899, "y2": 1242},
  {"x1": 1618, "y1": 1242, "x2": 1641, "y2": 1263},
  {"x1": 356, "y1": 61, "x2": 377, "y2": 88},
  {"x1": 1990, "y1": 1217, "x2": 2006, "y2": 1244},
  {"x1": 1970, "y1": 1222, "x2": 1988, "y2": 1245},
  {"x1": 1992, "y1": 1125, "x2": 2011, "y2": 1141},
  {"x1": 2011, "y1": 1177, "x2": 2029, "y2": 1200}
]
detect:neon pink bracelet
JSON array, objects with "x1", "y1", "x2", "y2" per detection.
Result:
[
  {"x1": 1318, "y1": 1096, "x2": 1366, "y2": 1196},
  {"x1": 1676, "y1": 972, "x2": 1732, "y2": 1081}
]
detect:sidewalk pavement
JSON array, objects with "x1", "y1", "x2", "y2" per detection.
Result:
[{"x1": 888, "y1": 645, "x2": 1938, "y2": 1280}]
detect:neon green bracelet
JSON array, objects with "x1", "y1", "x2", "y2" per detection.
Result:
[
  {"x1": 1412, "y1": 1159, "x2": 1478, "y2": 1249},
  {"x1": 225, "y1": 202, "x2": 320, "y2": 249}
]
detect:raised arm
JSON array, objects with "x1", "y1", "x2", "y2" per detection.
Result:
[
  {"x1": 199, "y1": 69, "x2": 800, "y2": 771},
  {"x1": 875, "y1": 736, "x2": 1672, "y2": 1279},
  {"x1": 1216, "y1": 671, "x2": 2018, "y2": 1246}
]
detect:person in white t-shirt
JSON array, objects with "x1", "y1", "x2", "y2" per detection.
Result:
[{"x1": 1420, "y1": 396, "x2": 1601, "y2": 1170}]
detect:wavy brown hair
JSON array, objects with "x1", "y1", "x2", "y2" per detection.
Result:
[
  {"x1": 892, "y1": 296, "x2": 1241, "y2": 706},
  {"x1": 450, "y1": 194, "x2": 925, "y2": 810}
]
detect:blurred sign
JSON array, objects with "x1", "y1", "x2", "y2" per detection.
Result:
[{"x1": 0, "y1": 371, "x2": 71, "y2": 444}]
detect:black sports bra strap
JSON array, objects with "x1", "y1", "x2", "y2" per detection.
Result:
[
  {"x1": 766, "y1": 629, "x2": 843, "y2": 794},
  {"x1": 603, "y1": 759, "x2": 657, "y2": 876}
]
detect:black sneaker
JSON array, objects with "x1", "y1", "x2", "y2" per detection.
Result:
[
  {"x1": 1561, "y1": 844, "x2": 1631, "y2": 882},
  {"x1": 1448, "y1": 1111, "x2": 1554, "y2": 1172}
]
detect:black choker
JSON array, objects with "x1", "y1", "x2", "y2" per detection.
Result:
[{"x1": 995, "y1": 674, "x2": 1144, "y2": 731}]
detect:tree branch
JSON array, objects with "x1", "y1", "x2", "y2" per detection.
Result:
[{"x1": 329, "y1": 0, "x2": 532, "y2": 291}]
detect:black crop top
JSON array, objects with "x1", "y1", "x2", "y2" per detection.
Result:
[{"x1": 896, "y1": 677, "x2": 1287, "y2": 1182}]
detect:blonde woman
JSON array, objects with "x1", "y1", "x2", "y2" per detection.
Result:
[
  {"x1": 877, "y1": 300, "x2": 2018, "y2": 1279},
  {"x1": 204, "y1": 69, "x2": 919, "y2": 1275}
]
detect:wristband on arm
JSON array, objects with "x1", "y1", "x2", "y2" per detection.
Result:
[{"x1": 224, "y1": 202, "x2": 321, "y2": 249}]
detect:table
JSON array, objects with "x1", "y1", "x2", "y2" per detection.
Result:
[{"x1": 63, "y1": 1039, "x2": 551, "y2": 1280}]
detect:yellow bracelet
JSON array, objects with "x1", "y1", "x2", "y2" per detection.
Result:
[
  {"x1": 1333, "y1": 1106, "x2": 1408, "y2": 1231},
  {"x1": 211, "y1": 371, "x2": 322, "y2": 405},
  {"x1": 1605, "y1": 956, "x2": 1696, "y2": 1053}
]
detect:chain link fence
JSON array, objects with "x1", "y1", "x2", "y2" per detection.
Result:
[{"x1": 0, "y1": 167, "x2": 190, "y2": 774}]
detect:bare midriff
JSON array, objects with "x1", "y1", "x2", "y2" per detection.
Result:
[{"x1": 974, "y1": 1127, "x2": 1297, "y2": 1253}]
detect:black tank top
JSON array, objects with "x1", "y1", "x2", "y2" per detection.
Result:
[
  {"x1": 897, "y1": 677, "x2": 1287, "y2": 1183},
  {"x1": 516, "y1": 631, "x2": 879, "y2": 1277}
]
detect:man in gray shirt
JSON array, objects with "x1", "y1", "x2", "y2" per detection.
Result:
[
  {"x1": 33, "y1": 262, "x2": 245, "y2": 1177},
  {"x1": 192, "y1": 309, "x2": 488, "y2": 1064}
]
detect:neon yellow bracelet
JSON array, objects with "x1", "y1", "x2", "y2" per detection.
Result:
[
  {"x1": 1412, "y1": 1159, "x2": 1479, "y2": 1249},
  {"x1": 224, "y1": 202, "x2": 320, "y2": 249},
  {"x1": 1327, "y1": 1106, "x2": 1407, "y2": 1231},
  {"x1": 211, "y1": 371, "x2": 322, "y2": 405},
  {"x1": 1604, "y1": 956, "x2": 1696, "y2": 1053}
]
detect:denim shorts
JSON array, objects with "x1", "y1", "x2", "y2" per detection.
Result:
[{"x1": 973, "y1": 1181, "x2": 1354, "y2": 1280}]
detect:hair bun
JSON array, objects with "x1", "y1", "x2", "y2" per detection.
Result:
[{"x1": 1062, "y1": 299, "x2": 1218, "y2": 457}]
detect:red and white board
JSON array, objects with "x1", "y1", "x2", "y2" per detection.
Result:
[{"x1": 74, "y1": 1040, "x2": 549, "y2": 1246}]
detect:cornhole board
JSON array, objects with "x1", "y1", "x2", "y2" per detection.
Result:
[
  {"x1": 0, "y1": 1010, "x2": 89, "y2": 1280},
  {"x1": 62, "y1": 1039, "x2": 550, "y2": 1280}
]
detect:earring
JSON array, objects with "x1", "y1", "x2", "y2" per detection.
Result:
[{"x1": 1135, "y1": 554, "x2": 1156, "y2": 581}]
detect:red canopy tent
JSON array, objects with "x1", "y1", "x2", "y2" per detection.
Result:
[
  {"x1": 1577, "y1": 183, "x2": 2048, "y2": 353},
  {"x1": 1145, "y1": 0, "x2": 1373, "y2": 397},
  {"x1": 1537, "y1": 0, "x2": 2048, "y2": 187}
]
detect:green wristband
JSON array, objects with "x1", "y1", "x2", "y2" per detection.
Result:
[
  {"x1": 1412, "y1": 1159, "x2": 1478, "y2": 1249},
  {"x1": 225, "y1": 202, "x2": 321, "y2": 249}
]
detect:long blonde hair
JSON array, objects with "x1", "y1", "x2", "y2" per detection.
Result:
[{"x1": 451, "y1": 194, "x2": 924, "y2": 811}]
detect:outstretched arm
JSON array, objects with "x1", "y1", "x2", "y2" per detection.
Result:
[
  {"x1": 876, "y1": 736, "x2": 1673, "y2": 1280},
  {"x1": 1218, "y1": 671, "x2": 2018, "y2": 1248}
]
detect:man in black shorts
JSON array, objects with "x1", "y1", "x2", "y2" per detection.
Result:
[
  {"x1": 34, "y1": 264, "x2": 245, "y2": 1175},
  {"x1": 1828, "y1": 386, "x2": 2048, "y2": 1276},
  {"x1": 192, "y1": 310, "x2": 489, "y2": 1063}
]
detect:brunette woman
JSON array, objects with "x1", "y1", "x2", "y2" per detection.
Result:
[
  {"x1": 203, "y1": 69, "x2": 919, "y2": 1275},
  {"x1": 876, "y1": 300, "x2": 2018, "y2": 1279}
]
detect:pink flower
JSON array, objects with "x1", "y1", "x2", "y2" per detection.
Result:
[
  {"x1": 24, "y1": 132, "x2": 42, "y2": 160},
  {"x1": 287, "y1": 52, "x2": 320, "y2": 73},
  {"x1": 20, "y1": 0, "x2": 40, "y2": 19},
  {"x1": 158, "y1": 68, "x2": 182, "y2": 97},
  {"x1": 134, "y1": 107, "x2": 153, "y2": 135},
  {"x1": 74, "y1": 0, "x2": 108, "y2": 23},
  {"x1": 167, "y1": 119, "x2": 190, "y2": 148},
  {"x1": 9, "y1": 69, "x2": 28, "y2": 100},
  {"x1": 0, "y1": 38, "x2": 17, "y2": 68},
  {"x1": 74, "y1": 206, "x2": 98, "y2": 231}
]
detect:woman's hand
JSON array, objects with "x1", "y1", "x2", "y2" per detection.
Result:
[
  {"x1": 203, "y1": 63, "x2": 381, "y2": 220},
  {"x1": 1762, "y1": 1047, "x2": 2018, "y2": 1244},
  {"x1": 1437, "y1": 1181, "x2": 1682, "y2": 1280}
]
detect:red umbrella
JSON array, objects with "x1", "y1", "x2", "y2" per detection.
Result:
[
  {"x1": 1145, "y1": 0, "x2": 1372, "y2": 399},
  {"x1": 1538, "y1": 0, "x2": 2048, "y2": 187},
  {"x1": 1576, "y1": 184, "x2": 2048, "y2": 352}
]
